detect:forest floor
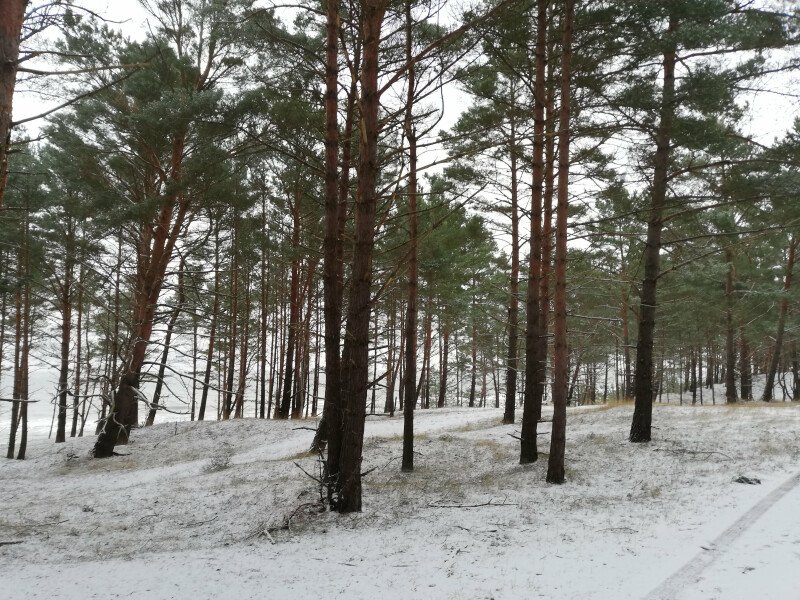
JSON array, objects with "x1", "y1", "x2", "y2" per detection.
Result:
[{"x1": 1, "y1": 401, "x2": 799, "y2": 599}]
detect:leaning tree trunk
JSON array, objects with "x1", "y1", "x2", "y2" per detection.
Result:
[
  {"x1": 629, "y1": 17, "x2": 677, "y2": 443},
  {"x1": 762, "y1": 237, "x2": 798, "y2": 402},
  {"x1": 93, "y1": 133, "x2": 190, "y2": 458},
  {"x1": 546, "y1": 0, "x2": 574, "y2": 484},
  {"x1": 335, "y1": 0, "x2": 388, "y2": 513}
]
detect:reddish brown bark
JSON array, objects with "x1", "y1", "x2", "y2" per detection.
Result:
[
  {"x1": 520, "y1": 0, "x2": 547, "y2": 464},
  {"x1": 546, "y1": 0, "x2": 574, "y2": 484},
  {"x1": 0, "y1": 0, "x2": 27, "y2": 211},
  {"x1": 336, "y1": 0, "x2": 388, "y2": 512}
]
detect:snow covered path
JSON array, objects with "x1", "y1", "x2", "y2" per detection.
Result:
[
  {"x1": 2, "y1": 403, "x2": 800, "y2": 599},
  {"x1": 647, "y1": 469, "x2": 800, "y2": 600}
]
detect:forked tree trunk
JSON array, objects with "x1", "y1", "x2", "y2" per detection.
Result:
[
  {"x1": 94, "y1": 132, "x2": 192, "y2": 457},
  {"x1": 546, "y1": 0, "x2": 574, "y2": 484},
  {"x1": 313, "y1": 9, "x2": 358, "y2": 453}
]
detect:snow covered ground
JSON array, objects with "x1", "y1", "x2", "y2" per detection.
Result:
[{"x1": 2, "y1": 402, "x2": 799, "y2": 599}]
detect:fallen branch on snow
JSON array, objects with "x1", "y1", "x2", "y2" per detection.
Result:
[{"x1": 428, "y1": 498, "x2": 519, "y2": 509}]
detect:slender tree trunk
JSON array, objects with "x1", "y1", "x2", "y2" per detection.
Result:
[
  {"x1": 224, "y1": 224, "x2": 239, "y2": 421},
  {"x1": 629, "y1": 17, "x2": 677, "y2": 443},
  {"x1": 235, "y1": 270, "x2": 251, "y2": 418},
  {"x1": 6, "y1": 248, "x2": 22, "y2": 459},
  {"x1": 438, "y1": 324, "x2": 449, "y2": 408},
  {"x1": 279, "y1": 195, "x2": 302, "y2": 419},
  {"x1": 71, "y1": 264, "x2": 84, "y2": 437},
  {"x1": 55, "y1": 228, "x2": 74, "y2": 443},
  {"x1": 384, "y1": 295, "x2": 396, "y2": 414},
  {"x1": 0, "y1": 250, "x2": 6, "y2": 394},
  {"x1": 520, "y1": 0, "x2": 547, "y2": 464},
  {"x1": 546, "y1": 0, "x2": 574, "y2": 484},
  {"x1": 401, "y1": 0, "x2": 418, "y2": 472},
  {"x1": 762, "y1": 237, "x2": 798, "y2": 402},
  {"x1": 504, "y1": 109, "x2": 520, "y2": 424},
  {"x1": 791, "y1": 340, "x2": 799, "y2": 401},
  {"x1": 725, "y1": 249, "x2": 737, "y2": 403},
  {"x1": 469, "y1": 294, "x2": 478, "y2": 408},
  {"x1": 146, "y1": 259, "x2": 186, "y2": 426},
  {"x1": 198, "y1": 227, "x2": 221, "y2": 421},
  {"x1": 740, "y1": 325, "x2": 752, "y2": 400},
  {"x1": 259, "y1": 199, "x2": 270, "y2": 419}
]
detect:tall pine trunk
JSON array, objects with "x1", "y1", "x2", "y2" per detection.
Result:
[
  {"x1": 520, "y1": 0, "x2": 547, "y2": 464},
  {"x1": 546, "y1": 0, "x2": 574, "y2": 484},
  {"x1": 504, "y1": 108, "x2": 520, "y2": 424},
  {"x1": 401, "y1": 0, "x2": 418, "y2": 472},
  {"x1": 629, "y1": 17, "x2": 677, "y2": 443},
  {"x1": 335, "y1": 0, "x2": 387, "y2": 512}
]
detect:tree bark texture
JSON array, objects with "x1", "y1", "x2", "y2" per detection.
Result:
[
  {"x1": 546, "y1": 0, "x2": 574, "y2": 484},
  {"x1": 629, "y1": 17, "x2": 677, "y2": 443},
  {"x1": 335, "y1": 0, "x2": 387, "y2": 512}
]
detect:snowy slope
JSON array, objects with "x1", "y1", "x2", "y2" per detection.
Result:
[{"x1": 1, "y1": 403, "x2": 799, "y2": 599}]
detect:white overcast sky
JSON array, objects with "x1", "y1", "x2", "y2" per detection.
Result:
[{"x1": 13, "y1": 1, "x2": 800, "y2": 145}]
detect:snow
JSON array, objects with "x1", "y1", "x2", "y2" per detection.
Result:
[{"x1": 2, "y1": 402, "x2": 799, "y2": 599}]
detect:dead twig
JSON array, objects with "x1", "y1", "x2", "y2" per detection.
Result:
[
  {"x1": 184, "y1": 515, "x2": 219, "y2": 527},
  {"x1": 652, "y1": 448, "x2": 733, "y2": 460},
  {"x1": 428, "y1": 498, "x2": 519, "y2": 509},
  {"x1": 0, "y1": 540, "x2": 24, "y2": 546},
  {"x1": 294, "y1": 461, "x2": 323, "y2": 484}
]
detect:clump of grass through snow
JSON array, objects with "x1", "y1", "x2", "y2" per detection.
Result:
[{"x1": 204, "y1": 442, "x2": 234, "y2": 473}]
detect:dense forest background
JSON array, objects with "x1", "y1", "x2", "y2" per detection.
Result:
[{"x1": 1, "y1": 0, "x2": 799, "y2": 511}]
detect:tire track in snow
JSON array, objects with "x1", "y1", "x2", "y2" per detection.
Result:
[{"x1": 644, "y1": 469, "x2": 800, "y2": 600}]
